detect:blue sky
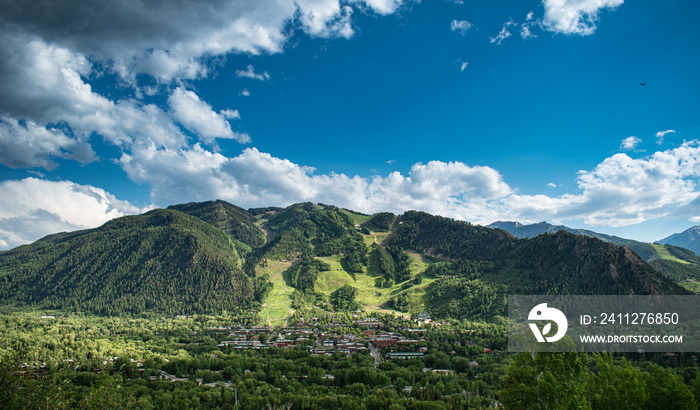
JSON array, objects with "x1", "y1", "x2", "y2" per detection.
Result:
[{"x1": 1, "y1": 0, "x2": 699, "y2": 249}]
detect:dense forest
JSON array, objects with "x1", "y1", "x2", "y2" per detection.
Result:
[
  {"x1": 490, "y1": 220, "x2": 700, "y2": 293},
  {"x1": 0, "y1": 209, "x2": 254, "y2": 315},
  {"x1": 1, "y1": 312, "x2": 699, "y2": 409},
  {"x1": 391, "y1": 211, "x2": 688, "y2": 297},
  {"x1": 169, "y1": 200, "x2": 267, "y2": 249}
]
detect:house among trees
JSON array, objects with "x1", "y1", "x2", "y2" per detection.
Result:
[
  {"x1": 386, "y1": 352, "x2": 424, "y2": 360},
  {"x1": 414, "y1": 312, "x2": 432, "y2": 325},
  {"x1": 353, "y1": 318, "x2": 384, "y2": 328}
]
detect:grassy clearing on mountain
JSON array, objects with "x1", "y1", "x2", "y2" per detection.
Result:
[
  {"x1": 338, "y1": 209, "x2": 372, "y2": 226},
  {"x1": 361, "y1": 233, "x2": 376, "y2": 247},
  {"x1": 311, "y1": 252, "x2": 434, "y2": 314},
  {"x1": 652, "y1": 244, "x2": 691, "y2": 264},
  {"x1": 679, "y1": 280, "x2": 700, "y2": 294},
  {"x1": 256, "y1": 260, "x2": 295, "y2": 326}
]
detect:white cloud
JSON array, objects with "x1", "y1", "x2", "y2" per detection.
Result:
[
  {"x1": 0, "y1": 34, "x2": 198, "y2": 167},
  {"x1": 110, "y1": 141, "x2": 700, "y2": 230},
  {"x1": 542, "y1": 0, "x2": 623, "y2": 36},
  {"x1": 548, "y1": 183, "x2": 557, "y2": 188},
  {"x1": 299, "y1": 4, "x2": 355, "y2": 39},
  {"x1": 518, "y1": 11, "x2": 539, "y2": 39},
  {"x1": 117, "y1": 144, "x2": 513, "y2": 218},
  {"x1": 0, "y1": 115, "x2": 96, "y2": 170},
  {"x1": 221, "y1": 109, "x2": 241, "y2": 120},
  {"x1": 490, "y1": 20, "x2": 515, "y2": 45},
  {"x1": 119, "y1": 144, "x2": 234, "y2": 204},
  {"x1": 385, "y1": 159, "x2": 395, "y2": 164},
  {"x1": 520, "y1": 25, "x2": 536, "y2": 39},
  {"x1": 7, "y1": 141, "x2": 700, "y2": 248},
  {"x1": 501, "y1": 141, "x2": 700, "y2": 227},
  {"x1": 0, "y1": 178, "x2": 146, "y2": 249},
  {"x1": 0, "y1": 1, "x2": 406, "y2": 172},
  {"x1": 620, "y1": 136, "x2": 641, "y2": 151},
  {"x1": 168, "y1": 87, "x2": 250, "y2": 144},
  {"x1": 236, "y1": 64, "x2": 271, "y2": 81},
  {"x1": 656, "y1": 129, "x2": 676, "y2": 145},
  {"x1": 450, "y1": 20, "x2": 473, "y2": 35},
  {"x1": 460, "y1": 61, "x2": 469, "y2": 71},
  {"x1": 354, "y1": 0, "x2": 405, "y2": 15},
  {"x1": 0, "y1": 33, "x2": 259, "y2": 170},
  {"x1": 0, "y1": 0, "x2": 406, "y2": 84},
  {"x1": 0, "y1": 34, "x2": 112, "y2": 125},
  {"x1": 240, "y1": 89, "x2": 251, "y2": 97}
]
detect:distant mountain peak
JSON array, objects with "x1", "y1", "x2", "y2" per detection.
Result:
[
  {"x1": 659, "y1": 225, "x2": 700, "y2": 257},
  {"x1": 487, "y1": 221, "x2": 524, "y2": 229}
]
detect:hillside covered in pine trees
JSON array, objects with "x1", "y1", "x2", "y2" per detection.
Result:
[{"x1": 0, "y1": 201, "x2": 690, "y2": 320}]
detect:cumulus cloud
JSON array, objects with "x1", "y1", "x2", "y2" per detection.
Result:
[
  {"x1": 450, "y1": 20, "x2": 473, "y2": 35},
  {"x1": 0, "y1": 116, "x2": 96, "y2": 170},
  {"x1": 235, "y1": 65, "x2": 271, "y2": 81},
  {"x1": 111, "y1": 141, "x2": 700, "y2": 229},
  {"x1": 490, "y1": 20, "x2": 515, "y2": 45},
  {"x1": 503, "y1": 141, "x2": 700, "y2": 227},
  {"x1": 0, "y1": 0, "x2": 405, "y2": 83},
  {"x1": 117, "y1": 144, "x2": 513, "y2": 218},
  {"x1": 0, "y1": 34, "x2": 199, "y2": 167},
  {"x1": 299, "y1": 4, "x2": 355, "y2": 39},
  {"x1": 357, "y1": 0, "x2": 404, "y2": 15},
  {"x1": 7, "y1": 141, "x2": 700, "y2": 248},
  {"x1": 168, "y1": 87, "x2": 250, "y2": 144},
  {"x1": 0, "y1": 0, "x2": 407, "y2": 172},
  {"x1": 542, "y1": 0, "x2": 623, "y2": 36},
  {"x1": 620, "y1": 136, "x2": 641, "y2": 151},
  {"x1": 656, "y1": 129, "x2": 676, "y2": 145},
  {"x1": 0, "y1": 178, "x2": 146, "y2": 249},
  {"x1": 0, "y1": 34, "x2": 111, "y2": 125}
]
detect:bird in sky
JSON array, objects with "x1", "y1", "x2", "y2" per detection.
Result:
[{"x1": 640, "y1": 82, "x2": 647, "y2": 85}]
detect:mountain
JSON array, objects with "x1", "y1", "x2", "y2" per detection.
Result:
[
  {"x1": 0, "y1": 208, "x2": 254, "y2": 315},
  {"x1": 393, "y1": 212, "x2": 689, "y2": 319},
  {"x1": 659, "y1": 226, "x2": 700, "y2": 256},
  {"x1": 0, "y1": 202, "x2": 690, "y2": 320},
  {"x1": 489, "y1": 220, "x2": 614, "y2": 239},
  {"x1": 169, "y1": 200, "x2": 267, "y2": 250},
  {"x1": 247, "y1": 202, "x2": 368, "y2": 266},
  {"x1": 168, "y1": 200, "x2": 266, "y2": 246},
  {"x1": 488, "y1": 220, "x2": 671, "y2": 260},
  {"x1": 488, "y1": 220, "x2": 700, "y2": 291},
  {"x1": 401, "y1": 212, "x2": 684, "y2": 294}
]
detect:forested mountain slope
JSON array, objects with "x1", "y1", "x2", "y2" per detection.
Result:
[
  {"x1": 168, "y1": 200, "x2": 267, "y2": 248},
  {"x1": 488, "y1": 220, "x2": 700, "y2": 293},
  {"x1": 0, "y1": 209, "x2": 254, "y2": 315},
  {"x1": 392, "y1": 211, "x2": 689, "y2": 319},
  {"x1": 0, "y1": 202, "x2": 690, "y2": 320},
  {"x1": 399, "y1": 211, "x2": 685, "y2": 295}
]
